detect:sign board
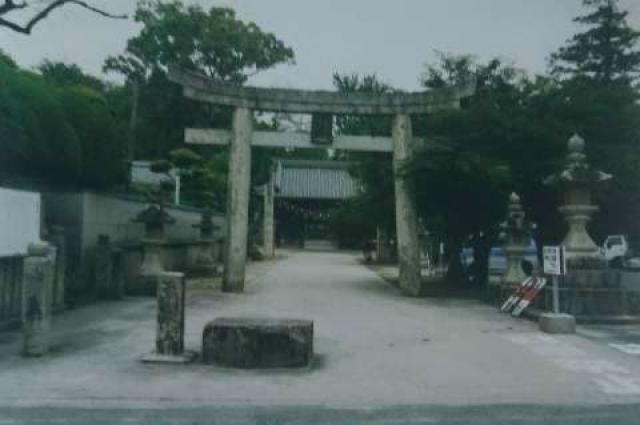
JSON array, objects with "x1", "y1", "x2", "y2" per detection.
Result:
[{"x1": 543, "y1": 246, "x2": 566, "y2": 276}]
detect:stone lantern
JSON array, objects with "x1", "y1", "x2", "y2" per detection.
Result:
[
  {"x1": 192, "y1": 209, "x2": 220, "y2": 273},
  {"x1": 132, "y1": 204, "x2": 175, "y2": 276},
  {"x1": 194, "y1": 209, "x2": 217, "y2": 240},
  {"x1": 544, "y1": 134, "x2": 612, "y2": 260},
  {"x1": 500, "y1": 192, "x2": 535, "y2": 287}
]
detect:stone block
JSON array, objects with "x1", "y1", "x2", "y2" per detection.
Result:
[
  {"x1": 202, "y1": 317, "x2": 313, "y2": 368},
  {"x1": 539, "y1": 313, "x2": 576, "y2": 334}
]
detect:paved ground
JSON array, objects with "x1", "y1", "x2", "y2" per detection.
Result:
[{"x1": 2, "y1": 251, "x2": 640, "y2": 423}]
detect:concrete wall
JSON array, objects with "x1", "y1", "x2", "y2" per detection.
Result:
[
  {"x1": 42, "y1": 192, "x2": 225, "y2": 300},
  {"x1": 43, "y1": 192, "x2": 225, "y2": 261},
  {"x1": 0, "y1": 188, "x2": 41, "y2": 257}
]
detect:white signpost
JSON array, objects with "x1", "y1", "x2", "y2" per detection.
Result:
[
  {"x1": 539, "y1": 245, "x2": 575, "y2": 334},
  {"x1": 543, "y1": 246, "x2": 565, "y2": 314},
  {"x1": 543, "y1": 246, "x2": 566, "y2": 276}
]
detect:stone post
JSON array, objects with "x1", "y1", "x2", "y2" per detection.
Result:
[
  {"x1": 223, "y1": 107, "x2": 253, "y2": 293},
  {"x1": 263, "y1": 180, "x2": 275, "y2": 258},
  {"x1": 22, "y1": 242, "x2": 54, "y2": 356},
  {"x1": 49, "y1": 226, "x2": 66, "y2": 312},
  {"x1": 392, "y1": 113, "x2": 422, "y2": 296},
  {"x1": 141, "y1": 271, "x2": 195, "y2": 363},
  {"x1": 95, "y1": 235, "x2": 113, "y2": 299}
]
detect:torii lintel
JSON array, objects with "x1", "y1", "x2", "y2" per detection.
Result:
[{"x1": 168, "y1": 65, "x2": 476, "y2": 115}]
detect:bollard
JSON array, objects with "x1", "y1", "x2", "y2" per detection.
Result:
[
  {"x1": 141, "y1": 271, "x2": 195, "y2": 364},
  {"x1": 22, "y1": 242, "x2": 54, "y2": 356}
]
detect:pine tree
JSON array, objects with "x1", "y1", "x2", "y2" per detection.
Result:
[{"x1": 550, "y1": 0, "x2": 640, "y2": 84}]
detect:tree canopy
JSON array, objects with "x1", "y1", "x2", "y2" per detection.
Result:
[
  {"x1": 0, "y1": 54, "x2": 126, "y2": 189},
  {"x1": 550, "y1": 0, "x2": 640, "y2": 84},
  {"x1": 104, "y1": 0, "x2": 294, "y2": 83}
]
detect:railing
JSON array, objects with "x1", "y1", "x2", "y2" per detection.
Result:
[{"x1": 0, "y1": 255, "x2": 24, "y2": 329}]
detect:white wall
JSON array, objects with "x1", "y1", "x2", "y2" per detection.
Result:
[{"x1": 0, "y1": 188, "x2": 41, "y2": 256}]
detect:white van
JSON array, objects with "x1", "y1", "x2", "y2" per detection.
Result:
[{"x1": 602, "y1": 235, "x2": 629, "y2": 262}]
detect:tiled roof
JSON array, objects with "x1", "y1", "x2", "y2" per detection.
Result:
[{"x1": 273, "y1": 160, "x2": 359, "y2": 200}]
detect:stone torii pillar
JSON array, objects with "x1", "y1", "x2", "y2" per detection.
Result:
[
  {"x1": 392, "y1": 114, "x2": 421, "y2": 295},
  {"x1": 168, "y1": 66, "x2": 474, "y2": 296},
  {"x1": 223, "y1": 107, "x2": 253, "y2": 292},
  {"x1": 262, "y1": 178, "x2": 276, "y2": 259}
]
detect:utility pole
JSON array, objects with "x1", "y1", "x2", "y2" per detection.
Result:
[{"x1": 126, "y1": 80, "x2": 140, "y2": 191}]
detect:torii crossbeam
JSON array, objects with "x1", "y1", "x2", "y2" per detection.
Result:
[{"x1": 169, "y1": 65, "x2": 475, "y2": 296}]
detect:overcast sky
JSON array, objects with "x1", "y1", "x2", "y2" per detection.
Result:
[{"x1": 1, "y1": 0, "x2": 639, "y2": 91}]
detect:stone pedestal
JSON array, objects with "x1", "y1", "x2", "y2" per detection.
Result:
[
  {"x1": 192, "y1": 240, "x2": 218, "y2": 275},
  {"x1": 138, "y1": 239, "x2": 165, "y2": 296},
  {"x1": 392, "y1": 113, "x2": 422, "y2": 296},
  {"x1": 539, "y1": 313, "x2": 576, "y2": 334},
  {"x1": 202, "y1": 317, "x2": 313, "y2": 368},
  {"x1": 140, "y1": 239, "x2": 164, "y2": 275},
  {"x1": 503, "y1": 246, "x2": 529, "y2": 286},
  {"x1": 141, "y1": 271, "x2": 195, "y2": 364},
  {"x1": 22, "y1": 243, "x2": 54, "y2": 356},
  {"x1": 559, "y1": 204, "x2": 600, "y2": 259}
]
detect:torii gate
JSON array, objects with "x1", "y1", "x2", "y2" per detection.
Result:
[{"x1": 169, "y1": 66, "x2": 474, "y2": 296}]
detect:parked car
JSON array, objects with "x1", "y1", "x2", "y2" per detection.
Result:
[{"x1": 461, "y1": 239, "x2": 539, "y2": 274}]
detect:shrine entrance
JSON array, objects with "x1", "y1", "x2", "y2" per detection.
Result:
[
  {"x1": 169, "y1": 66, "x2": 474, "y2": 296},
  {"x1": 261, "y1": 159, "x2": 359, "y2": 251}
]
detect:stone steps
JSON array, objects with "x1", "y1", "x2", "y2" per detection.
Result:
[{"x1": 303, "y1": 239, "x2": 337, "y2": 252}]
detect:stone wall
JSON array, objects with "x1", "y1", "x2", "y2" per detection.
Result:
[{"x1": 42, "y1": 192, "x2": 225, "y2": 300}]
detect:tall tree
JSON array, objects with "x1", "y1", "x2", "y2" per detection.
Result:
[
  {"x1": 0, "y1": 0, "x2": 125, "y2": 34},
  {"x1": 550, "y1": 0, "x2": 640, "y2": 84},
  {"x1": 412, "y1": 54, "x2": 542, "y2": 284},
  {"x1": 103, "y1": 0, "x2": 295, "y2": 178},
  {"x1": 548, "y1": 0, "x2": 640, "y2": 246}
]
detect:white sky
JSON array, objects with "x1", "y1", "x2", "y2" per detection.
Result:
[{"x1": 1, "y1": 0, "x2": 639, "y2": 90}]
